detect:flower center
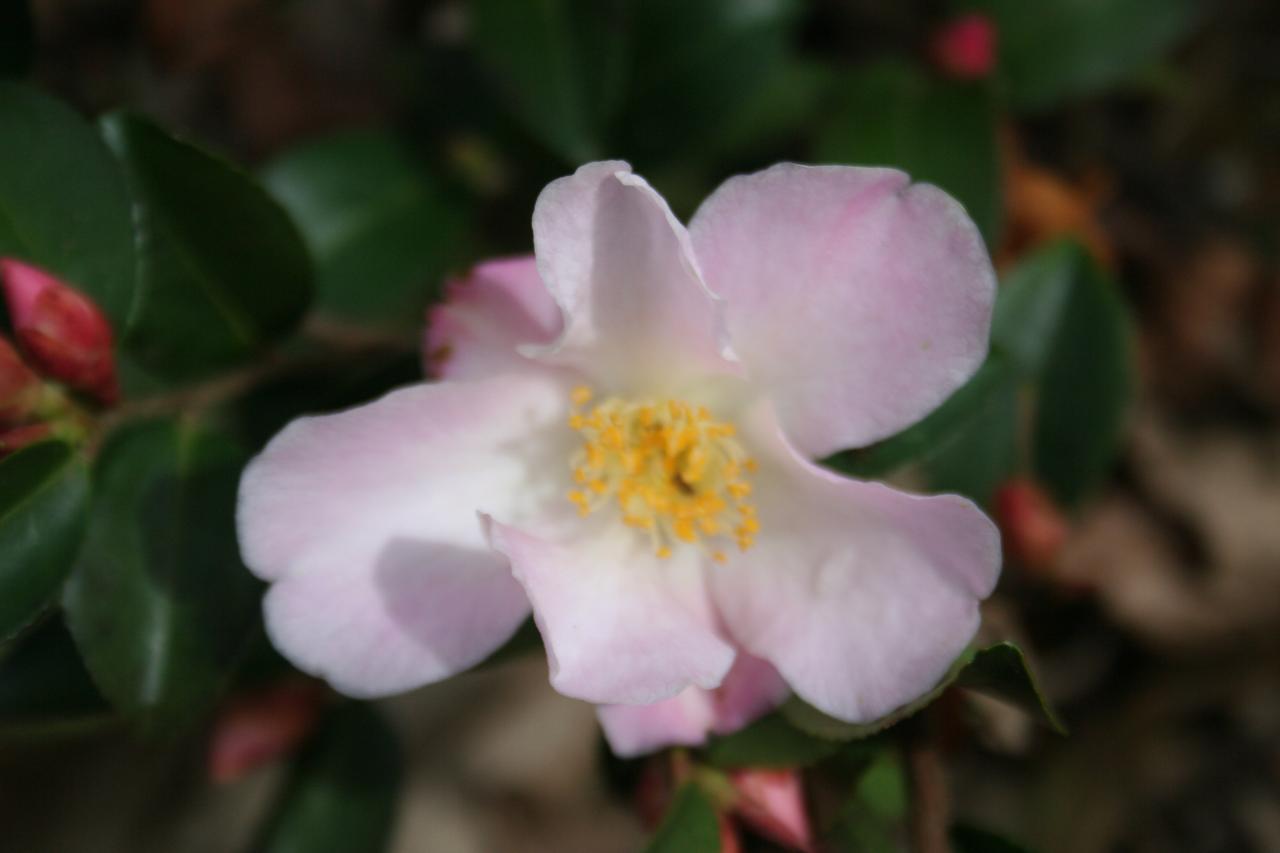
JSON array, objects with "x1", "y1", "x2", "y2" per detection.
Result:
[{"x1": 565, "y1": 386, "x2": 758, "y2": 562}]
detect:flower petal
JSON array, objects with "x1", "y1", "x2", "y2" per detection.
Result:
[
  {"x1": 238, "y1": 373, "x2": 571, "y2": 697},
  {"x1": 596, "y1": 652, "x2": 789, "y2": 757},
  {"x1": 484, "y1": 516, "x2": 736, "y2": 706},
  {"x1": 531, "y1": 161, "x2": 732, "y2": 391},
  {"x1": 689, "y1": 163, "x2": 996, "y2": 457},
  {"x1": 424, "y1": 255, "x2": 562, "y2": 381},
  {"x1": 710, "y1": 402, "x2": 1001, "y2": 723}
]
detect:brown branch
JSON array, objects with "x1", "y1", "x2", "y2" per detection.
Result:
[{"x1": 906, "y1": 733, "x2": 952, "y2": 853}]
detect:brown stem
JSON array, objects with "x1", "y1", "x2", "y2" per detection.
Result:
[{"x1": 906, "y1": 734, "x2": 951, "y2": 853}]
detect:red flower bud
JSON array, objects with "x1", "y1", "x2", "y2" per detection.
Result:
[
  {"x1": 994, "y1": 479, "x2": 1070, "y2": 571},
  {"x1": 1, "y1": 259, "x2": 119, "y2": 406},
  {"x1": 0, "y1": 336, "x2": 41, "y2": 423},
  {"x1": 729, "y1": 768, "x2": 814, "y2": 853},
  {"x1": 930, "y1": 14, "x2": 998, "y2": 81},
  {"x1": 718, "y1": 814, "x2": 744, "y2": 853},
  {"x1": 207, "y1": 679, "x2": 327, "y2": 783},
  {"x1": 0, "y1": 423, "x2": 53, "y2": 458}
]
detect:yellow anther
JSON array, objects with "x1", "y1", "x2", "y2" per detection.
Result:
[
  {"x1": 657, "y1": 546, "x2": 673, "y2": 559},
  {"x1": 566, "y1": 388, "x2": 759, "y2": 562}
]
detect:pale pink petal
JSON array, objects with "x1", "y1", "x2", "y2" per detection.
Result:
[
  {"x1": 531, "y1": 161, "x2": 733, "y2": 391},
  {"x1": 689, "y1": 163, "x2": 995, "y2": 457},
  {"x1": 597, "y1": 652, "x2": 789, "y2": 757},
  {"x1": 424, "y1": 255, "x2": 562, "y2": 381},
  {"x1": 238, "y1": 373, "x2": 572, "y2": 697},
  {"x1": 484, "y1": 517, "x2": 735, "y2": 706},
  {"x1": 710, "y1": 402, "x2": 1001, "y2": 723},
  {"x1": 730, "y1": 769, "x2": 815, "y2": 852}
]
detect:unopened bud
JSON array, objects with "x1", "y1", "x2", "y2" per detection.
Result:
[
  {"x1": 729, "y1": 768, "x2": 814, "y2": 853},
  {"x1": 995, "y1": 479, "x2": 1070, "y2": 571},
  {"x1": 718, "y1": 814, "x2": 743, "y2": 853},
  {"x1": 930, "y1": 14, "x2": 998, "y2": 81},
  {"x1": 0, "y1": 337, "x2": 41, "y2": 423},
  {"x1": 1, "y1": 259, "x2": 119, "y2": 406},
  {"x1": 0, "y1": 423, "x2": 53, "y2": 458},
  {"x1": 207, "y1": 679, "x2": 327, "y2": 783}
]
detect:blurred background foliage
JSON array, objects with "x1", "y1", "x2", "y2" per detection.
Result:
[{"x1": 2, "y1": 0, "x2": 1279, "y2": 851}]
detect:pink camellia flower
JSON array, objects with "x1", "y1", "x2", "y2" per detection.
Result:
[
  {"x1": 0, "y1": 258, "x2": 120, "y2": 406},
  {"x1": 237, "y1": 162, "x2": 1000, "y2": 755}
]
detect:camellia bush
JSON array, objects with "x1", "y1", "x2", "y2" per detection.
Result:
[{"x1": 4, "y1": 0, "x2": 1237, "y2": 850}]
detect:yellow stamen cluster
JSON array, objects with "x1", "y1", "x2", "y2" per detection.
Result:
[{"x1": 566, "y1": 386, "x2": 758, "y2": 561}]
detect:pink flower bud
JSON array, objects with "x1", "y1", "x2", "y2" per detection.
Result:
[
  {"x1": 729, "y1": 768, "x2": 814, "y2": 853},
  {"x1": 995, "y1": 479, "x2": 1070, "y2": 572},
  {"x1": 718, "y1": 814, "x2": 744, "y2": 853},
  {"x1": 930, "y1": 14, "x2": 998, "y2": 81},
  {"x1": 1, "y1": 259, "x2": 119, "y2": 406},
  {"x1": 0, "y1": 336, "x2": 41, "y2": 423},
  {"x1": 207, "y1": 679, "x2": 327, "y2": 783},
  {"x1": 0, "y1": 422, "x2": 53, "y2": 459}
]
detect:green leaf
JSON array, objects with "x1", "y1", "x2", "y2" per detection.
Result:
[
  {"x1": 826, "y1": 749, "x2": 907, "y2": 852},
  {"x1": 824, "y1": 350, "x2": 1017, "y2": 486},
  {"x1": 0, "y1": 84, "x2": 137, "y2": 327},
  {"x1": 951, "y1": 822, "x2": 1037, "y2": 853},
  {"x1": 644, "y1": 783, "x2": 721, "y2": 853},
  {"x1": 0, "y1": 616, "x2": 108, "y2": 722},
  {"x1": 954, "y1": 642, "x2": 1066, "y2": 734},
  {"x1": 0, "y1": 0, "x2": 33, "y2": 78},
  {"x1": 262, "y1": 130, "x2": 471, "y2": 325},
  {"x1": 994, "y1": 240, "x2": 1135, "y2": 505},
  {"x1": 61, "y1": 419, "x2": 260, "y2": 731},
  {"x1": 252, "y1": 703, "x2": 402, "y2": 853},
  {"x1": 99, "y1": 112, "x2": 311, "y2": 380},
  {"x1": 705, "y1": 711, "x2": 841, "y2": 769},
  {"x1": 918, "y1": 372, "x2": 1018, "y2": 507},
  {"x1": 0, "y1": 441, "x2": 88, "y2": 641},
  {"x1": 619, "y1": 0, "x2": 801, "y2": 165},
  {"x1": 472, "y1": 0, "x2": 631, "y2": 163},
  {"x1": 815, "y1": 60, "x2": 1001, "y2": 245},
  {"x1": 783, "y1": 642, "x2": 1065, "y2": 741},
  {"x1": 957, "y1": 0, "x2": 1198, "y2": 110}
]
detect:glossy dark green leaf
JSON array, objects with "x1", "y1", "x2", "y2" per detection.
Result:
[
  {"x1": 918, "y1": 365, "x2": 1019, "y2": 507},
  {"x1": 0, "y1": 441, "x2": 88, "y2": 641},
  {"x1": 783, "y1": 642, "x2": 1064, "y2": 741},
  {"x1": 620, "y1": 0, "x2": 801, "y2": 165},
  {"x1": 1, "y1": 0, "x2": 33, "y2": 78},
  {"x1": 252, "y1": 703, "x2": 402, "y2": 853},
  {"x1": 705, "y1": 711, "x2": 841, "y2": 769},
  {"x1": 956, "y1": 0, "x2": 1198, "y2": 110},
  {"x1": 815, "y1": 60, "x2": 1001, "y2": 245},
  {"x1": 955, "y1": 642, "x2": 1066, "y2": 734},
  {"x1": 0, "y1": 84, "x2": 137, "y2": 326},
  {"x1": 100, "y1": 112, "x2": 311, "y2": 379},
  {"x1": 0, "y1": 616, "x2": 108, "y2": 721},
  {"x1": 644, "y1": 783, "x2": 721, "y2": 853},
  {"x1": 472, "y1": 0, "x2": 631, "y2": 163},
  {"x1": 61, "y1": 419, "x2": 259, "y2": 730},
  {"x1": 262, "y1": 130, "x2": 471, "y2": 325},
  {"x1": 824, "y1": 350, "x2": 1017, "y2": 488},
  {"x1": 994, "y1": 240, "x2": 1134, "y2": 505},
  {"x1": 952, "y1": 822, "x2": 1037, "y2": 853}
]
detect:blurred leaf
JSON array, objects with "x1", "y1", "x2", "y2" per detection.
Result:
[
  {"x1": 0, "y1": 0, "x2": 33, "y2": 78},
  {"x1": 0, "y1": 441, "x2": 88, "y2": 641},
  {"x1": 252, "y1": 703, "x2": 402, "y2": 853},
  {"x1": 815, "y1": 60, "x2": 1001, "y2": 245},
  {"x1": 62, "y1": 419, "x2": 259, "y2": 731},
  {"x1": 994, "y1": 240, "x2": 1134, "y2": 505},
  {"x1": 957, "y1": 0, "x2": 1198, "y2": 110},
  {"x1": 783, "y1": 641, "x2": 1064, "y2": 741},
  {"x1": 952, "y1": 822, "x2": 1037, "y2": 853},
  {"x1": 918, "y1": 372, "x2": 1018, "y2": 507},
  {"x1": 696, "y1": 59, "x2": 831, "y2": 164},
  {"x1": 619, "y1": 0, "x2": 802, "y2": 164},
  {"x1": 0, "y1": 616, "x2": 107, "y2": 721},
  {"x1": 705, "y1": 711, "x2": 841, "y2": 769},
  {"x1": 99, "y1": 112, "x2": 311, "y2": 380},
  {"x1": 826, "y1": 750, "x2": 906, "y2": 852},
  {"x1": 0, "y1": 84, "x2": 137, "y2": 327},
  {"x1": 825, "y1": 350, "x2": 1017, "y2": 488},
  {"x1": 472, "y1": 0, "x2": 631, "y2": 163},
  {"x1": 955, "y1": 642, "x2": 1066, "y2": 734},
  {"x1": 262, "y1": 130, "x2": 470, "y2": 325},
  {"x1": 644, "y1": 783, "x2": 721, "y2": 853}
]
